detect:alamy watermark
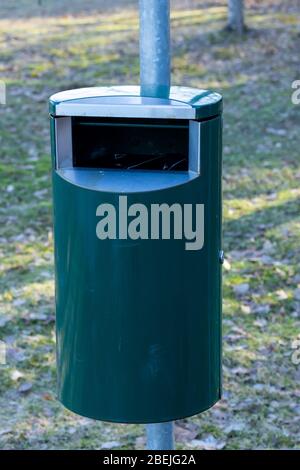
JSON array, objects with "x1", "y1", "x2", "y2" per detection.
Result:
[
  {"x1": 0, "y1": 80, "x2": 6, "y2": 105},
  {"x1": 291, "y1": 337, "x2": 300, "y2": 366},
  {"x1": 0, "y1": 340, "x2": 7, "y2": 365},
  {"x1": 96, "y1": 196, "x2": 204, "y2": 251},
  {"x1": 291, "y1": 80, "x2": 300, "y2": 105}
]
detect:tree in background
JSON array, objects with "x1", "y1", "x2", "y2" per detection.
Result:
[{"x1": 227, "y1": 0, "x2": 245, "y2": 34}]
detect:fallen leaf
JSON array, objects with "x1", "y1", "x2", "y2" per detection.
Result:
[
  {"x1": 276, "y1": 289, "x2": 288, "y2": 300},
  {"x1": 7, "y1": 347, "x2": 26, "y2": 362},
  {"x1": 0, "y1": 316, "x2": 9, "y2": 327},
  {"x1": 266, "y1": 127, "x2": 287, "y2": 136},
  {"x1": 43, "y1": 393, "x2": 53, "y2": 401},
  {"x1": 11, "y1": 369, "x2": 24, "y2": 381},
  {"x1": 100, "y1": 441, "x2": 121, "y2": 450},
  {"x1": 294, "y1": 289, "x2": 300, "y2": 301},
  {"x1": 34, "y1": 189, "x2": 48, "y2": 198},
  {"x1": 18, "y1": 382, "x2": 33, "y2": 394},
  {"x1": 174, "y1": 423, "x2": 199, "y2": 442},
  {"x1": 253, "y1": 304, "x2": 270, "y2": 315},
  {"x1": 253, "y1": 383, "x2": 265, "y2": 391},
  {"x1": 223, "y1": 259, "x2": 231, "y2": 271},
  {"x1": 265, "y1": 193, "x2": 277, "y2": 201},
  {"x1": 232, "y1": 367, "x2": 249, "y2": 376},
  {"x1": 29, "y1": 312, "x2": 48, "y2": 321},
  {"x1": 263, "y1": 240, "x2": 275, "y2": 252},
  {"x1": 0, "y1": 429, "x2": 12, "y2": 436},
  {"x1": 190, "y1": 436, "x2": 226, "y2": 450},
  {"x1": 67, "y1": 427, "x2": 77, "y2": 435},
  {"x1": 224, "y1": 422, "x2": 246, "y2": 434},
  {"x1": 233, "y1": 283, "x2": 249, "y2": 296},
  {"x1": 241, "y1": 304, "x2": 251, "y2": 314},
  {"x1": 254, "y1": 318, "x2": 268, "y2": 328},
  {"x1": 13, "y1": 298, "x2": 26, "y2": 307},
  {"x1": 259, "y1": 255, "x2": 275, "y2": 265}
]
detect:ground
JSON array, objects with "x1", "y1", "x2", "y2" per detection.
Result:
[{"x1": 0, "y1": 0, "x2": 299, "y2": 450}]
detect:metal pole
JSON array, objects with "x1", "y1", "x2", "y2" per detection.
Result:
[
  {"x1": 146, "y1": 422, "x2": 174, "y2": 450},
  {"x1": 139, "y1": 0, "x2": 171, "y2": 98},
  {"x1": 139, "y1": 0, "x2": 174, "y2": 450}
]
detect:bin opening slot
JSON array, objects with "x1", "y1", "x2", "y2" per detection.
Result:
[{"x1": 72, "y1": 117, "x2": 189, "y2": 171}]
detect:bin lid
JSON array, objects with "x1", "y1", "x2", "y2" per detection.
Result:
[{"x1": 49, "y1": 86, "x2": 222, "y2": 120}]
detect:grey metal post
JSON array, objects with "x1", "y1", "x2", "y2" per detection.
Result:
[
  {"x1": 139, "y1": 0, "x2": 174, "y2": 450},
  {"x1": 146, "y1": 422, "x2": 174, "y2": 451},
  {"x1": 228, "y1": 0, "x2": 244, "y2": 34},
  {"x1": 139, "y1": 0, "x2": 171, "y2": 98}
]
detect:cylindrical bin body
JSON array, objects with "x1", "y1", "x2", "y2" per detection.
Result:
[{"x1": 49, "y1": 86, "x2": 222, "y2": 423}]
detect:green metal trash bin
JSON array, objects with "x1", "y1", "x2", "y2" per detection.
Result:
[{"x1": 49, "y1": 86, "x2": 223, "y2": 423}]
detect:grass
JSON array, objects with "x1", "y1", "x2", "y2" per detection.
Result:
[{"x1": 0, "y1": 0, "x2": 299, "y2": 450}]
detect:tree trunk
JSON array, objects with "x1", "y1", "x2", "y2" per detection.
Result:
[{"x1": 227, "y1": 0, "x2": 245, "y2": 34}]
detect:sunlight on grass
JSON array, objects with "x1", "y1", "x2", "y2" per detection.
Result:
[
  {"x1": 249, "y1": 13, "x2": 300, "y2": 28},
  {"x1": 224, "y1": 189, "x2": 300, "y2": 221},
  {"x1": 21, "y1": 280, "x2": 54, "y2": 304}
]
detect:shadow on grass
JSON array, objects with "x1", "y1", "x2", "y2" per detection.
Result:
[
  {"x1": 0, "y1": 0, "x2": 136, "y2": 20},
  {"x1": 224, "y1": 196, "x2": 300, "y2": 249}
]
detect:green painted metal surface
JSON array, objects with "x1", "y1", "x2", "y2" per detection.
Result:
[{"x1": 50, "y1": 92, "x2": 222, "y2": 423}]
